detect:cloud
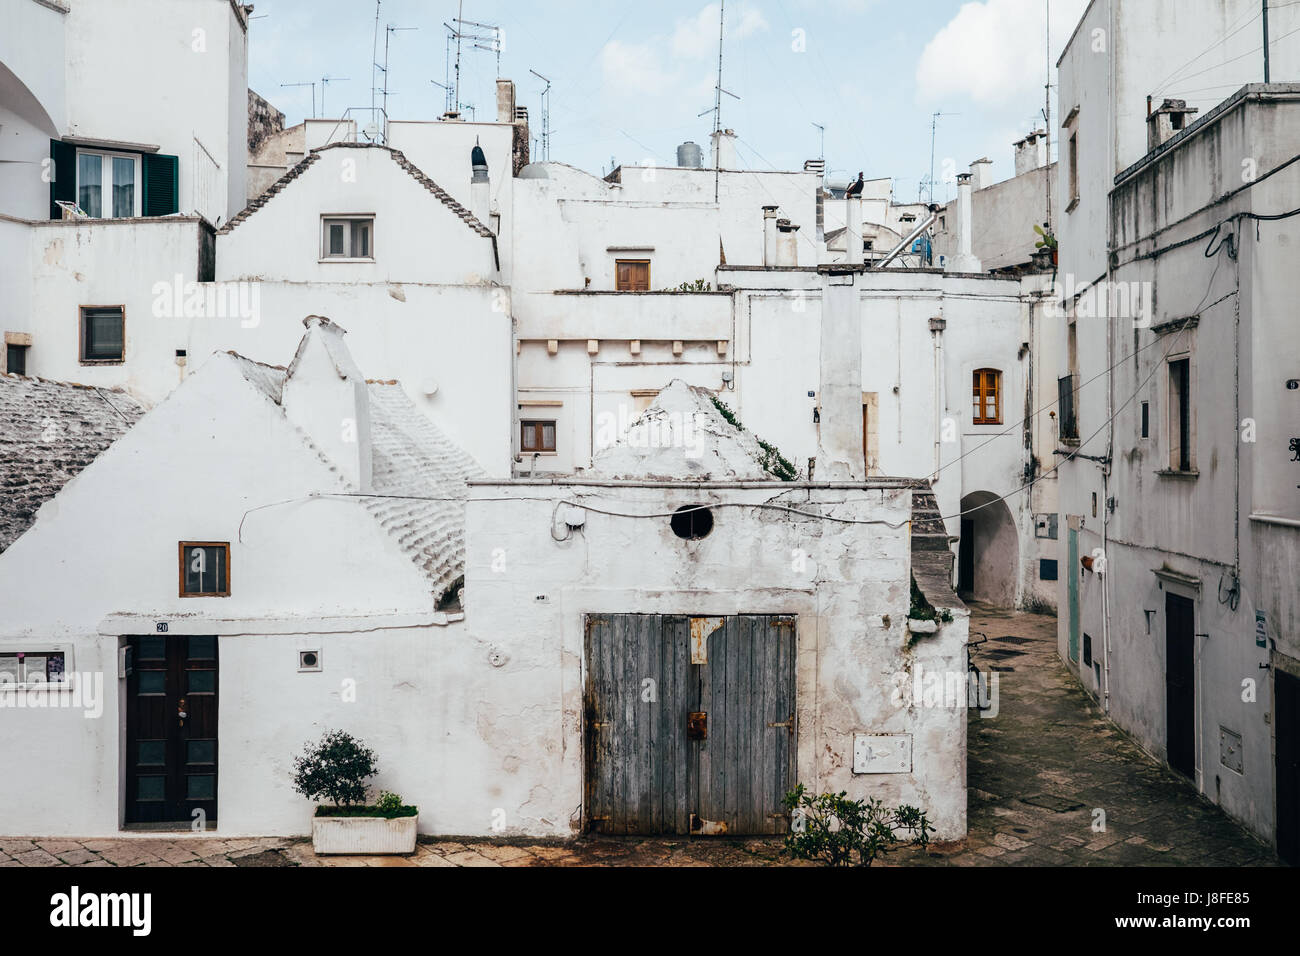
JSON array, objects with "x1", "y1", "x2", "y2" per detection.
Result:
[
  {"x1": 915, "y1": 0, "x2": 1089, "y2": 105},
  {"x1": 671, "y1": 3, "x2": 769, "y2": 60},
  {"x1": 600, "y1": 38, "x2": 680, "y2": 94}
]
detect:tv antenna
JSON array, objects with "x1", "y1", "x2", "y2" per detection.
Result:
[
  {"x1": 431, "y1": 79, "x2": 453, "y2": 115},
  {"x1": 281, "y1": 81, "x2": 316, "y2": 119},
  {"x1": 320, "y1": 76, "x2": 350, "y2": 118},
  {"x1": 376, "y1": 23, "x2": 418, "y2": 122},
  {"x1": 812, "y1": 122, "x2": 825, "y2": 161},
  {"x1": 530, "y1": 69, "x2": 552, "y2": 160},
  {"x1": 925, "y1": 111, "x2": 959, "y2": 203},
  {"x1": 446, "y1": 4, "x2": 503, "y2": 108}
]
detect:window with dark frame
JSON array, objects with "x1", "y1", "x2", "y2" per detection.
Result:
[
  {"x1": 5, "y1": 343, "x2": 28, "y2": 376},
  {"x1": 1169, "y1": 358, "x2": 1192, "y2": 471},
  {"x1": 520, "y1": 420, "x2": 556, "y2": 453},
  {"x1": 179, "y1": 542, "x2": 230, "y2": 597},
  {"x1": 1141, "y1": 400, "x2": 1150, "y2": 439},
  {"x1": 80, "y1": 306, "x2": 124, "y2": 363},
  {"x1": 0, "y1": 651, "x2": 66, "y2": 685},
  {"x1": 615, "y1": 259, "x2": 650, "y2": 291},
  {"x1": 1068, "y1": 132, "x2": 1080, "y2": 206},
  {"x1": 972, "y1": 368, "x2": 1002, "y2": 425}
]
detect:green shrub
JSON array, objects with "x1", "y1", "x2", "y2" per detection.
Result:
[
  {"x1": 291, "y1": 729, "x2": 377, "y2": 808},
  {"x1": 783, "y1": 784, "x2": 933, "y2": 867}
]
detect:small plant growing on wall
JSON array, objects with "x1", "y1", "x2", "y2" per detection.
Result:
[
  {"x1": 782, "y1": 784, "x2": 933, "y2": 867},
  {"x1": 291, "y1": 729, "x2": 379, "y2": 811}
]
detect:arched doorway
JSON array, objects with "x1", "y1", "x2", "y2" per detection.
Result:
[{"x1": 957, "y1": 491, "x2": 1018, "y2": 606}]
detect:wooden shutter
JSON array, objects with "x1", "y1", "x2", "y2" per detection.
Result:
[
  {"x1": 49, "y1": 139, "x2": 76, "y2": 219},
  {"x1": 616, "y1": 259, "x2": 650, "y2": 291},
  {"x1": 143, "y1": 153, "x2": 180, "y2": 217}
]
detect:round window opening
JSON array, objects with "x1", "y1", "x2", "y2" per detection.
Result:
[{"x1": 671, "y1": 505, "x2": 714, "y2": 540}]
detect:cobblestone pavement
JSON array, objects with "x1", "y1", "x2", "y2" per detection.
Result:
[{"x1": 0, "y1": 605, "x2": 1278, "y2": 867}]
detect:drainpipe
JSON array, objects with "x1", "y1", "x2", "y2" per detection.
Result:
[{"x1": 929, "y1": 316, "x2": 946, "y2": 482}]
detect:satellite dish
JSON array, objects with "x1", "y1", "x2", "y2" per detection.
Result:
[
  {"x1": 422, "y1": 379, "x2": 438, "y2": 396},
  {"x1": 363, "y1": 122, "x2": 381, "y2": 140}
]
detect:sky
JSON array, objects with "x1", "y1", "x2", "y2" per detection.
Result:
[{"x1": 247, "y1": 0, "x2": 1090, "y2": 202}]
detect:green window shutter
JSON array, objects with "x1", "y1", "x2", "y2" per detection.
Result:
[
  {"x1": 49, "y1": 139, "x2": 76, "y2": 219},
  {"x1": 142, "y1": 153, "x2": 179, "y2": 217}
]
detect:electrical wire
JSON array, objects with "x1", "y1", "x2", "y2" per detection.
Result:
[{"x1": 552, "y1": 497, "x2": 912, "y2": 529}]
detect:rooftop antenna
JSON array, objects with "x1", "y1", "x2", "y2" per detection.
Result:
[
  {"x1": 378, "y1": 23, "x2": 418, "y2": 123},
  {"x1": 812, "y1": 122, "x2": 825, "y2": 161},
  {"x1": 281, "y1": 80, "x2": 316, "y2": 119},
  {"x1": 370, "y1": 1, "x2": 381, "y2": 120},
  {"x1": 320, "y1": 76, "x2": 350, "y2": 119},
  {"x1": 1042, "y1": 0, "x2": 1053, "y2": 231},
  {"x1": 530, "y1": 69, "x2": 552, "y2": 160},
  {"x1": 926, "y1": 111, "x2": 959, "y2": 204},
  {"x1": 696, "y1": 0, "x2": 739, "y2": 201},
  {"x1": 431, "y1": 79, "x2": 453, "y2": 115},
  {"x1": 444, "y1": 6, "x2": 503, "y2": 115}
]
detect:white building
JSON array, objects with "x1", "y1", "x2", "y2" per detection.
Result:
[
  {"x1": 1055, "y1": 0, "x2": 1300, "y2": 860},
  {"x1": 0, "y1": 325, "x2": 968, "y2": 839}
]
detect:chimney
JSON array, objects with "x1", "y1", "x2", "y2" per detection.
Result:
[
  {"x1": 817, "y1": 270, "x2": 864, "y2": 480},
  {"x1": 970, "y1": 157, "x2": 993, "y2": 191},
  {"x1": 282, "y1": 316, "x2": 373, "y2": 492},
  {"x1": 1147, "y1": 98, "x2": 1199, "y2": 151},
  {"x1": 762, "y1": 205, "x2": 779, "y2": 267},
  {"x1": 496, "y1": 78, "x2": 516, "y2": 124},
  {"x1": 1013, "y1": 131, "x2": 1047, "y2": 176},
  {"x1": 803, "y1": 158, "x2": 826, "y2": 175},
  {"x1": 949, "y1": 172, "x2": 982, "y2": 273},
  {"x1": 844, "y1": 196, "x2": 863, "y2": 265},
  {"x1": 711, "y1": 128, "x2": 737, "y2": 170},
  {"x1": 470, "y1": 140, "x2": 491, "y2": 229},
  {"x1": 776, "y1": 218, "x2": 799, "y2": 267}
]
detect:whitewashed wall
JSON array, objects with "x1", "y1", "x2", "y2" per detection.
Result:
[{"x1": 463, "y1": 480, "x2": 970, "y2": 840}]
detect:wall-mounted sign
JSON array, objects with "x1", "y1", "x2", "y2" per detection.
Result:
[{"x1": 1255, "y1": 610, "x2": 1268, "y2": 648}]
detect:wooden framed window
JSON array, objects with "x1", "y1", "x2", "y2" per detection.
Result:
[
  {"x1": 79, "y1": 306, "x2": 124, "y2": 364},
  {"x1": 321, "y1": 216, "x2": 375, "y2": 260},
  {"x1": 1168, "y1": 358, "x2": 1192, "y2": 471},
  {"x1": 520, "y1": 420, "x2": 556, "y2": 453},
  {"x1": 615, "y1": 259, "x2": 650, "y2": 291},
  {"x1": 972, "y1": 368, "x2": 1002, "y2": 425},
  {"x1": 5, "y1": 343, "x2": 28, "y2": 375},
  {"x1": 179, "y1": 542, "x2": 230, "y2": 598}
]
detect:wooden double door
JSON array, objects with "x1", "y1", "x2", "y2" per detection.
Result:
[
  {"x1": 584, "y1": 614, "x2": 796, "y2": 836},
  {"x1": 124, "y1": 635, "x2": 219, "y2": 826}
]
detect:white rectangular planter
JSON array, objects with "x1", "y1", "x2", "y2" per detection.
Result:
[{"x1": 312, "y1": 814, "x2": 418, "y2": 855}]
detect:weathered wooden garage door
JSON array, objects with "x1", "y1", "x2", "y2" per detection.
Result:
[{"x1": 584, "y1": 614, "x2": 796, "y2": 835}]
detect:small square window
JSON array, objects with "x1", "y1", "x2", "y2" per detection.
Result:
[
  {"x1": 80, "y1": 306, "x2": 124, "y2": 363},
  {"x1": 322, "y1": 216, "x2": 375, "y2": 259},
  {"x1": 521, "y1": 419, "x2": 557, "y2": 453},
  {"x1": 298, "y1": 650, "x2": 322, "y2": 672},
  {"x1": 179, "y1": 542, "x2": 230, "y2": 597}
]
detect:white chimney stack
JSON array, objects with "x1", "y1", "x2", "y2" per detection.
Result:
[
  {"x1": 762, "y1": 205, "x2": 779, "y2": 267},
  {"x1": 283, "y1": 316, "x2": 373, "y2": 491},
  {"x1": 470, "y1": 140, "x2": 491, "y2": 229},
  {"x1": 970, "y1": 157, "x2": 993, "y2": 191},
  {"x1": 949, "y1": 173, "x2": 981, "y2": 273},
  {"x1": 496, "y1": 79, "x2": 516, "y2": 124},
  {"x1": 776, "y1": 219, "x2": 799, "y2": 267},
  {"x1": 844, "y1": 196, "x2": 863, "y2": 265},
  {"x1": 1013, "y1": 131, "x2": 1047, "y2": 177},
  {"x1": 711, "y1": 128, "x2": 737, "y2": 170}
]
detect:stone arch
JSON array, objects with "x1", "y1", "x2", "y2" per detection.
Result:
[{"x1": 957, "y1": 490, "x2": 1018, "y2": 607}]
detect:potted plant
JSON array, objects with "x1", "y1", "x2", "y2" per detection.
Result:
[
  {"x1": 292, "y1": 729, "x2": 418, "y2": 855},
  {"x1": 1033, "y1": 223, "x2": 1058, "y2": 266}
]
